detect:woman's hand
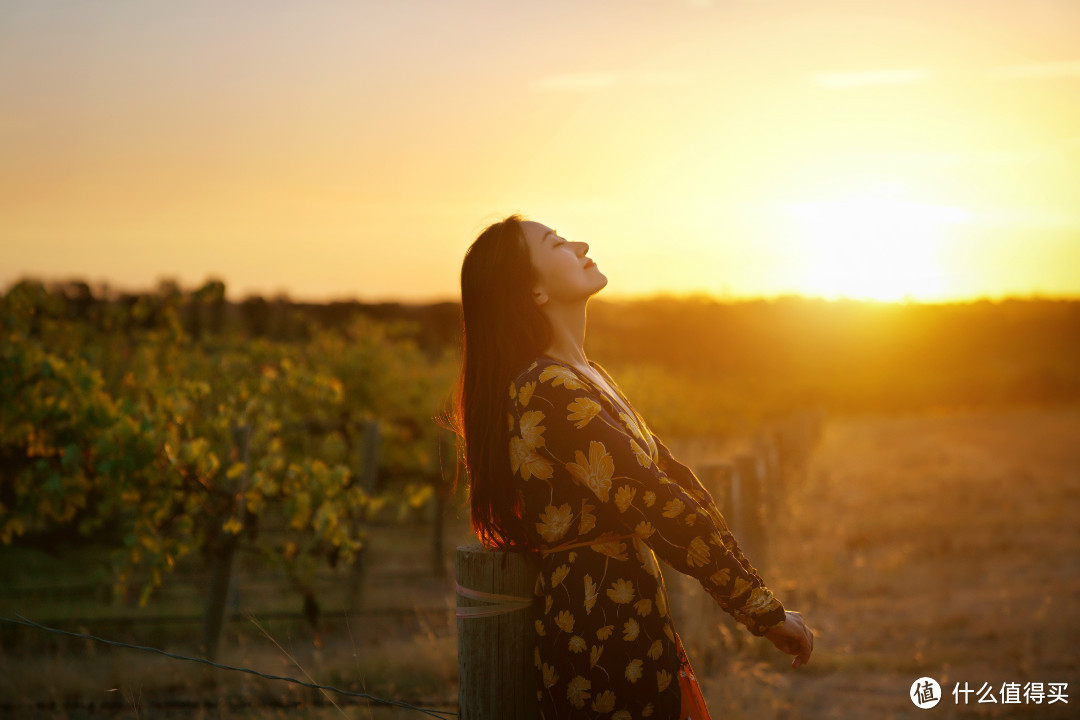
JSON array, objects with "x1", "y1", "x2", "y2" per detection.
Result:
[{"x1": 764, "y1": 611, "x2": 814, "y2": 669}]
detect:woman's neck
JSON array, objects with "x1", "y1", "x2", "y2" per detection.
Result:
[{"x1": 542, "y1": 300, "x2": 589, "y2": 370}]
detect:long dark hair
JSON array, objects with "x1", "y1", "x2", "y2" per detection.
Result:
[{"x1": 453, "y1": 214, "x2": 551, "y2": 549}]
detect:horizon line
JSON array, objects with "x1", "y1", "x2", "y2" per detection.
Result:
[{"x1": 4, "y1": 275, "x2": 1079, "y2": 307}]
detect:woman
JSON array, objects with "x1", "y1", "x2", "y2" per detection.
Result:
[{"x1": 455, "y1": 214, "x2": 813, "y2": 719}]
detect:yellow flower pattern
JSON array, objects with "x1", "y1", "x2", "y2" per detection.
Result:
[
  {"x1": 590, "y1": 643, "x2": 605, "y2": 667},
  {"x1": 540, "y1": 364, "x2": 586, "y2": 390},
  {"x1": 554, "y1": 610, "x2": 575, "y2": 634},
  {"x1": 583, "y1": 575, "x2": 598, "y2": 615},
  {"x1": 661, "y1": 498, "x2": 685, "y2": 518},
  {"x1": 566, "y1": 675, "x2": 591, "y2": 709},
  {"x1": 687, "y1": 536, "x2": 711, "y2": 567},
  {"x1": 566, "y1": 440, "x2": 614, "y2": 503},
  {"x1": 567, "y1": 396, "x2": 602, "y2": 428},
  {"x1": 519, "y1": 381, "x2": 536, "y2": 407},
  {"x1": 578, "y1": 500, "x2": 596, "y2": 534},
  {"x1": 509, "y1": 436, "x2": 553, "y2": 481},
  {"x1": 518, "y1": 410, "x2": 546, "y2": 449},
  {"x1": 511, "y1": 356, "x2": 786, "y2": 720},
  {"x1": 606, "y1": 578, "x2": 635, "y2": 604},
  {"x1": 591, "y1": 537, "x2": 629, "y2": 561},
  {"x1": 630, "y1": 438, "x2": 652, "y2": 468},
  {"x1": 535, "y1": 503, "x2": 573, "y2": 542},
  {"x1": 542, "y1": 662, "x2": 559, "y2": 688},
  {"x1": 592, "y1": 690, "x2": 616, "y2": 713},
  {"x1": 634, "y1": 598, "x2": 653, "y2": 617}
]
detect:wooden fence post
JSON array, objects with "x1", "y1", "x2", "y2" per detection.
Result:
[
  {"x1": 346, "y1": 419, "x2": 380, "y2": 610},
  {"x1": 456, "y1": 544, "x2": 539, "y2": 720},
  {"x1": 699, "y1": 463, "x2": 736, "y2": 532},
  {"x1": 733, "y1": 454, "x2": 765, "y2": 566},
  {"x1": 429, "y1": 430, "x2": 456, "y2": 578},
  {"x1": 201, "y1": 423, "x2": 251, "y2": 661}
]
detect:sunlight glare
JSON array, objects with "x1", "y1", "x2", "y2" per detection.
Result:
[{"x1": 784, "y1": 184, "x2": 970, "y2": 301}]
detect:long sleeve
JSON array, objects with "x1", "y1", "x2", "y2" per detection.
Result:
[
  {"x1": 649, "y1": 430, "x2": 776, "y2": 599},
  {"x1": 511, "y1": 357, "x2": 786, "y2": 719},
  {"x1": 591, "y1": 363, "x2": 779, "y2": 619},
  {"x1": 511, "y1": 358, "x2": 785, "y2": 637}
]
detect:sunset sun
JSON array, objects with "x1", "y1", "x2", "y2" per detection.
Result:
[{"x1": 784, "y1": 185, "x2": 971, "y2": 302}]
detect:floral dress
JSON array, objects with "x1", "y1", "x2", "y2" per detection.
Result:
[{"x1": 508, "y1": 356, "x2": 787, "y2": 719}]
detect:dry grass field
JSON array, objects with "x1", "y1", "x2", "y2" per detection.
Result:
[
  {"x1": 687, "y1": 406, "x2": 1080, "y2": 720},
  {"x1": 3, "y1": 405, "x2": 1078, "y2": 719}
]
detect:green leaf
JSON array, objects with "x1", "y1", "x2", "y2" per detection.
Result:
[
  {"x1": 62, "y1": 443, "x2": 80, "y2": 471},
  {"x1": 43, "y1": 473, "x2": 64, "y2": 495}
]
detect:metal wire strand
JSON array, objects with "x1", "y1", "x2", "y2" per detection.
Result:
[{"x1": 0, "y1": 614, "x2": 457, "y2": 719}]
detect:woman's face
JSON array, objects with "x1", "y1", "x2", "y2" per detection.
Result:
[{"x1": 521, "y1": 220, "x2": 608, "y2": 306}]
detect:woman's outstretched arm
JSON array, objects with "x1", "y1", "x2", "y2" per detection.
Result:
[{"x1": 511, "y1": 360, "x2": 787, "y2": 637}]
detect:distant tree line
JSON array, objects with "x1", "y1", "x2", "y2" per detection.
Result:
[
  {"x1": 13, "y1": 277, "x2": 1080, "y2": 423},
  {"x1": 36, "y1": 278, "x2": 461, "y2": 355},
  {"x1": 584, "y1": 296, "x2": 1080, "y2": 422}
]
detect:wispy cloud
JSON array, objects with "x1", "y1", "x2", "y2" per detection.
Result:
[
  {"x1": 968, "y1": 207, "x2": 1080, "y2": 230},
  {"x1": 812, "y1": 68, "x2": 930, "y2": 90},
  {"x1": 917, "y1": 148, "x2": 1066, "y2": 168},
  {"x1": 532, "y1": 71, "x2": 690, "y2": 93},
  {"x1": 987, "y1": 60, "x2": 1080, "y2": 80},
  {"x1": 533, "y1": 73, "x2": 618, "y2": 93},
  {"x1": 813, "y1": 59, "x2": 1080, "y2": 90}
]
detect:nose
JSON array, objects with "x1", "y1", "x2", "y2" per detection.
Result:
[{"x1": 573, "y1": 241, "x2": 589, "y2": 256}]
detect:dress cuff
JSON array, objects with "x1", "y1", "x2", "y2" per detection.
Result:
[{"x1": 725, "y1": 586, "x2": 787, "y2": 637}]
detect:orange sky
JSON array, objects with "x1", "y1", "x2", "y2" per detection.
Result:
[{"x1": 2, "y1": 1, "x2": 1078, "y2": 303}]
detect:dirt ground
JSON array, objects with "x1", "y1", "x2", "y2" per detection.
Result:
[{"x1": 689, "y1": 406, "x2": 1080, "y2": 720}]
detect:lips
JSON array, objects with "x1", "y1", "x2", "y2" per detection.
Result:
[{"x1": 584, "y1": 259, "x2": 596, "y2": 269}]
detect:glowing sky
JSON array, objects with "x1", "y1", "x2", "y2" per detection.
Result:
[{"x1": 2, "y1": 0, "x2": 1078, "y2": 302}]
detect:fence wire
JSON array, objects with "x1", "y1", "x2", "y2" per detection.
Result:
[{"x1": 0, "y1": 614, "x2": 457, "y2": 719}]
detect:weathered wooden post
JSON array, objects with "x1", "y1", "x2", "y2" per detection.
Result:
[
  {"x1": 202, "y1": 423, "x2": 251, "y2": 661},
  {"x1": 456, "y1": 544, "x2": 539, "y2": 720},
  {"x1": 733, "y1": 454, "x2": 765, "y2": 567},
  {"x1": 430, "y1": 430, "x2": 456, "y2": 578},
  {"x1": 346, "y1": 419, "x2": 380, "y2": 610},
  {"x1": 687, "y1": 462, "x2": 753, "y2": 657},
  {"x1": 699, "y1": 463, "x2": 737, "y2": 534}
]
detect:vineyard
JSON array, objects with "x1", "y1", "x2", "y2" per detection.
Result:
[
  {"x1": 1, "y1": 279, "x2": 461, "y2": 667},
  {"x1": 3, "y1": 280, "x2": 1079, "y2": 717}
]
